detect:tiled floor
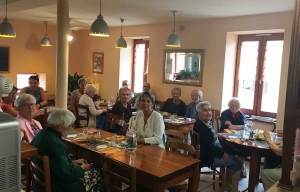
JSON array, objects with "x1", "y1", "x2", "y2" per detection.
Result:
[{"x1": 199, "y1": 161, "x2": 265, "y2": 192}]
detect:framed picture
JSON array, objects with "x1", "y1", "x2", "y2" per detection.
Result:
[
  {"x1": 0, "y1": 46, "x2": 9, "y2": 72},
  {"x1": 92, "y1": 52, "x2": 104, "y2": 74}
]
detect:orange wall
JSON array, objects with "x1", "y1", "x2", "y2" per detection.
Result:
[{"x1": 0, "y1": 19, "x2": 57, "y2": 93}]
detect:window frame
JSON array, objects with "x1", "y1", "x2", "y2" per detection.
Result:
[{"x1": 233, "y1": 33, "x2": 284, "y2": 118}]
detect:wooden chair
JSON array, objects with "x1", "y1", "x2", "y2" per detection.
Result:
[
  {"x1": 102, "y1": 155, "x2": 136, "y2": 192},
  {"x1": 30, "y1": 154, "x2": 51, "y2": 192},
  {"x1": 211, "y1": 109, "x2": 221, "y2": 133},
  {"x1": 189, "y1": 128, "x2": 225, "y2": 191},
  {"x1": 165, "y1": 129, "x2": 188, "y2": 143},
  {"x1": 166, "y1": 141, "x2": 200, "y2": 192},
  {"x1": 106, "y1": 112, "x2": 124, "y2": 130},
  {"x1": 110, "y1": 118, "x2": 128, "y2": 136},
  {"x1": 74, "y1": 104, "x2": 90, "y2": 127}
]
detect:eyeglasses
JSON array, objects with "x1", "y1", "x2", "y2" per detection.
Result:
[{"x1": 19, "y1": 103, "x2": 35, "y2": 108}]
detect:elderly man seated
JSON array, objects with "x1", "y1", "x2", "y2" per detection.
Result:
[
  {"x1": 193, "y1": 101, "x2": 242, "y2": 192},
  {"x1": 130, "y1": 82, "x2": 155, "y2": 108}
]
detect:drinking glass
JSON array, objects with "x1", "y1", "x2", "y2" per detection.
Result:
[
  {"x1": 125, "y1": 130, "x2": 137, "y2": 152},
  {"x1": 173, "y1": 113, "x2": 178, "y2": 120},
  {"x1": 111, "y1": 135, "x2": 117, "y2": 147},
  {"x1": 271, "y1": 132, "x2": 277, "y2": 141},
  {"x1": 96, "y1": 130, "x2": 101, "y2": 140},
  {"x1": 82, "y1": 127, "x2": 88, "y2": 135}
]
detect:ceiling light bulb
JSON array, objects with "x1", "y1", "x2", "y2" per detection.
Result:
[{"x1": 68, "y1": 35, "x2": 73, "y2": 41}]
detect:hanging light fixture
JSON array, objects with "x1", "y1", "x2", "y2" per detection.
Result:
[
  {"x1": 90, "y1": 0, "x2": 109, "y2": 37},
  {"x1": 115, "y1": 18, "x2": 127, "y2": 48},
  {"x1": 0, "y1": 0, "x2": 16, "y2": 38},
  {"x1": 41, "y1": 21, "x2": 52, "y2": 46},
  {"x1": 166, "y1": 11, "x2": 180, "y2": 47}
]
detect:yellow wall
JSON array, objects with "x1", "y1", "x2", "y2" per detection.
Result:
[{"x1": 1, "y1": 12, "x2": 293, "y2": 130}]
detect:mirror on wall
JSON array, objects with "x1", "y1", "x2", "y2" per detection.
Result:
[{"x1": 163, "y1": 49, "x2": 204, "y2": 86}]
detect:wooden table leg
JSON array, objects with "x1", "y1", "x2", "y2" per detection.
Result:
[
  {"x1": 248, "y1": 152, "x2": 261, "y2": 192},
  {"x1": 25, "y1": 158, "x2": 31, "y2": 192},
  {"x1": 188, "y1": 165, "x2": 200, "y2": 192}
]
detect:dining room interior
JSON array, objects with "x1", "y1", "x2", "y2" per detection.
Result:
[{"x1": 1, "y1": 0, "x2": 300, "y2": 192}]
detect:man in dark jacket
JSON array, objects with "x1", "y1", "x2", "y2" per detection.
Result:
[{"x1": 193, "y1": 101, "x2": 242, "y2": 192}]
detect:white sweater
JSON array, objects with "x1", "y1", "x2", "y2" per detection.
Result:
[
  {"x1": 131, "y1": 110, "x2": 165, "y2": 148},
  {"x1": 78, "y1": 94, "x2": 103, "y2": 127}
]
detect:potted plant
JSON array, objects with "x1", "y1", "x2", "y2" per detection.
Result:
[
  {"x1": 178, "y1": 69, "x2": 192, "y2": 79},
  {"x1": 68, "y1": 72, "x2": 84, "y2": 94}
]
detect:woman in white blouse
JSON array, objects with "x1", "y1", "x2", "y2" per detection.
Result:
[{"x1": 131, "y1": 92, "x2": 165, "y2": 148}]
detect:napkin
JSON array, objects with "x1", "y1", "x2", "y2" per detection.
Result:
[{"x1": 66, "y1": 134, "x2": 78, "y2": 138}]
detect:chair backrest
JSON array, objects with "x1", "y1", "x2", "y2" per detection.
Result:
[
  {"x1": 189, "y1": 128, "x2": 200, "y2": 147},
  {"x1": 102, "y1": 155, "x2": 136, "y2": 192},
  {"x1": 31, "y1": 154, "x2": 51, "y2": 192},
  {"x1": 75, "y1": 104, "x2": 90, "y2": 127},
  {"x1": 166, "y1": 140, "x2": 200, "y2": 159},
  {"x1": 110, "y1": 118, "x2": 128, "y2": 136},
  {"x1": 211, "y1": 109, "x2": 220, "y2": 132},
  {"x1": 165, "y1": 129, "x2": 188, "y2": 143},
  {"x1": 106, "y1": 112, "x2": 124, "y2": 130}
]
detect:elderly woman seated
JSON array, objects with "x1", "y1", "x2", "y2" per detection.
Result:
[
  {"x1": 30, "y1": 108, "x2": 104, "y2": 191},
  {"x1": 130, "y1": 92, "x2": 166, "y2": 148},
  {"x1": 79, "y1": 84, "x2": 107, "y2": 129},
  {"x1": 220, "y1": 97, "x2": 246, "y2": 132},
  {"x1": 185, "y1": 89, "x2": 203, "y2": 119},
  {"x1": 193, "y1": 101, "x2": 242, "y2": 192},
  {"x1": 112, "y1": 87, "x2": 132, "y2": 123},
  {"x1": 161, "y1": 87, "x2": 186, "y2": 117},
  {"x1": 15, "y1": 94, "x2": 43, "y2": 143},
  {"x1": 0, "y1": 86, "x2": 18, "y2": 117}
]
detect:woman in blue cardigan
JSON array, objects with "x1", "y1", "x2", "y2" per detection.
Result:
[{"x1": 219, "y1": 97, "x2": 246, "y2": 132}]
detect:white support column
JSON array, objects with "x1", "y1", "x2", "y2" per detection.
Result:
[{"x1": 55, "y1": 0, "x2": 69, "y2": 109}]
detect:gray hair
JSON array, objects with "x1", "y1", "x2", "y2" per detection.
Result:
[
  {"x1": 84, "y1": 84, "x2": 96, "y2": 95},
  {"x1": 78, "y1": 78, "x2": 87, "y2": 86},
  {"x1": 228, "y1": 97, "x2": 241, "y2": 109},
  {"x1": 196, "y1": 101, "x2": 211, "y2": 112},
  {"x1": 47, "y1": 108, "x2": 75, "y2": 128},
  {"x1": 171, "y1": 87, "x2": 181, "y2": 95},
  {"x1": 118, "y1": 86, "x2": 131, "y2": 97},
  {"x1": 191, "y1": 89, "x2": 203, "y2": 98},
  {"x1": 15, "y1": 94, "x2": 36, "y2": 107}
]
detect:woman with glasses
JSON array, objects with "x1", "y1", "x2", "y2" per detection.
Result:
[
  {"x1": 15, "y1": 94, "x2": 43, "y2": 143},
  {"x1": 19, "y1": 76, "x2": 48, "y2": 110},
  {"x1": 112, "y1": 87, "x2": 132, "y2": 123}
]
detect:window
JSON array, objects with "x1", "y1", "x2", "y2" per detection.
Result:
[
  {"x1": 234, "y1": 33, "x2": 284, "y2": 118},
  {"x1": 132, "y1": 39, "x2": 149, "y2": 93},
  {"x1": 17, "y1": 73, "x2": 46, "y2": 91}
]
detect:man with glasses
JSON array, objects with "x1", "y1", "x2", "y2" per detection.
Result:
[{"x1": 130, "y1": 82, "x2": 155, "y2": 108}]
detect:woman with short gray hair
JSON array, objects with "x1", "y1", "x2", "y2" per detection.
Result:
[
  {"x1": 220, "y1": 97, "x2": 246, "y2": 132},
  {"x1": 79, "y1": 84, "x2": 107, "y2": 129},
  {"x1": 30, "y1": 108, "x2": 104, "y2": 191},
  {"x1": 112, "y1": 87, "x2": 132, "y2": 124},
  {"x1": 16, "y1": 94, "x2": 43, "y2": 143},
  {"x1": 161, "y1": 87, "x2": 186, "y2": 116},
  {"x1": 186, "y1": 89, "x2": 203, "y2": 119},
  {"x1": 70, "y1": 78, "x2": 87, "y2": 114}
]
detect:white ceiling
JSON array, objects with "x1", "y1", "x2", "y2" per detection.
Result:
[{"x1": 0, "y1": 0, "x2": 295, "y2": 28}]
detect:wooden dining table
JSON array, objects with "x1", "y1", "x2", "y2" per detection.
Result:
[
  {"x1": 63, "y1": 128, "x2": 200, "y2": 192},
  {"x1": 163, "y1": 117, "x2": 196, "y2": 131},
  {"x1": 21, "y1": 141, "x2": 37, "y2": 159},
  {"x1": 218, "y1": 132, "x2": 278, "y2": 192}
]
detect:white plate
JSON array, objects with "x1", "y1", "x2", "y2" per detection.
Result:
[
  {"x1": 96, "y1": 145, "x2": 108, "y2": 149},
  {"x1": 66, "y1": 134, "x2": 78, "y2": 138}
]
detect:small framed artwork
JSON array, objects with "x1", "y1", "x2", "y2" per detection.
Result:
[
  {"x1": 92, "y1": 52, "x2": 104, "y2": 74},
  {"x1": 0, "y1": 46, "x2": 9, "y2": 72}
]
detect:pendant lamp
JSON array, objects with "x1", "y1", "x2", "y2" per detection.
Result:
[
  {"x1": 0, "y1": 0, "x2": 16, "y2": 38},
  {"x1": 115, "y1": 18, "x2": 127, "y2": 48},
  {"x1": 41, "y1": 21, "x2": 52, "y2": 46},
  {"x1": 166, "y1": 11, "x2": 180, "y2": 47},
  {"x1": 90, "y1": 0, "x2": 109, "y2": 37}
]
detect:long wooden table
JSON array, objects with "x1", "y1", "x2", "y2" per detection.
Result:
[
  {"x1": 64, "y1": 128, "x2": 200, "y2": 192},
  {"x1": 21, "y1": 142, "x2": 37, "y2": 159}
]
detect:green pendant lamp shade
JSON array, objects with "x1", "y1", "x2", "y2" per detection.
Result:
[
  {"x1": 41, "y1": 21, "x2": 52, "y2": 46},
  {"x1": 90, "y1": 0, "x2": 109, "y2": 37},
  {"x1": 115, "y1": 18, "x2": 127, "y2": 48},
  {"x1": 0, "y1": 0, "x2": 16, "y2": 38},
  {"x1": 166, "y1": 11, "x2": 180, "y2": 47}
]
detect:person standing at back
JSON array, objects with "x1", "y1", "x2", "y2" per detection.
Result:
[{"x1": 19, "y1": 76, "x2": 48, "y2": 110}]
